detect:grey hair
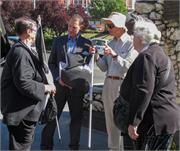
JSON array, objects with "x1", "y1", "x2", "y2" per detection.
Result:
[{"x1": 134, "y1": 18, "x2": 161, "y2": 44}]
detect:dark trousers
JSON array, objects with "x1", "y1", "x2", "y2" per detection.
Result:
[
  {"x1": 135, "y1": 126, "x2": 174, "y2": 150},
  {"x1": 123, "y1": 133, "x2": 136, "y2": 150},
  {"x1": 7, "y1": 119, "x2": 36, "y2": 151},
  {"x1": 41, "y1": 83, "x2": 84, "y2": 150}
]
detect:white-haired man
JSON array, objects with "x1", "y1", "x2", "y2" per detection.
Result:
[
  {"x1": 90, "y1": 12, "x2": 138, "y2": 150},
  {"x1": 120, "y1": 18, "x2": 180, "y2": 150}
]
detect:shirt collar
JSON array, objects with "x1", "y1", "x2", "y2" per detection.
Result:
[
  {"x1": 68, "y1": 32, "x2": 80, "y2": 41},
  {"x1": 140, "y1": 44, "x2": 149, "y2": 53},
  {"x1": 114, "y1": 32, "x2": 128, "y2": 42},
  {"x1": 23, "y1": 42, "x2": 35, "y2": 51}
]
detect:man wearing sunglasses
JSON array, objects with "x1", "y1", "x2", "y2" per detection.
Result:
[{"x1": 89, "y1": 12, "x2": 138, "y2": 150}]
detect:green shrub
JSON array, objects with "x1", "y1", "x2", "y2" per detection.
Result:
[
  {"x1": 44, "y1": 28, "x2": 56, "y2": 50},
  {"x1": 44, "y1": 28, "x2": 111, "y2": 51}
]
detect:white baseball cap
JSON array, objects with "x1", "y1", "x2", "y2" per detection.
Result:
[{"x1": 102, "y1": 12, "x2": 127, "y2": 31}]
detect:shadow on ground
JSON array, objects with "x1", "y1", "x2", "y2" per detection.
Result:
[{"x1": 1, "y1": 112, "x2": 108, "y2": 150}]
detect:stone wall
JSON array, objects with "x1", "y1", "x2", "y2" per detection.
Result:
[{"x1": 135, "y1": 0, "x2": 180, "y2": 102}]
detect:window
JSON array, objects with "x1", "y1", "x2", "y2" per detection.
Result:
[{"x1": 126, "y1": 0, "x2": 136, "y2": 11}]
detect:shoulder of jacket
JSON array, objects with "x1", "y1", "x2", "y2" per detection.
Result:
[
  {"x1": 10, "y1": 46, "x2": 32, "y2": 63},
  {"x1": 137, "y1": 51, "x2": 155, "y2": 66},
  {"x1": 13, "y1": 45, "x2": 28, "y2": 55},
  {"x1": 143, "y1": 44, "x2": 162, "y2": 57},
  {"x1": 79, "y1": 35, "x2": 91, "y2": 43},
  {"x1": 54, "y1": 35, "x2": 67, "y2": 42},
  {"x1": 149, "y1": 44, "x2": 162, "y2": 50}
]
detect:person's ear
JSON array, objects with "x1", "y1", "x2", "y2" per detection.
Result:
[
  {"x1": 26, "y1": 28, "x2": 32, "y2": 35},
  {"x1": 80, "y1": 24, "x2": 85, "y2": 32}
]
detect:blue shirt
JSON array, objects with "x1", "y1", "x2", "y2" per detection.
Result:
[
  {"x1": 57, "y1": 33, "x2": 92, "y2": 81},
  {"x1": 67, "y1": 33, "x2": 80, "y2": 53}
]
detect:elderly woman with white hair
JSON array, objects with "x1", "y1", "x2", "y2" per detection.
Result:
[{"x1": 120, "y1": 18, "x2": 180, "y2": 150}]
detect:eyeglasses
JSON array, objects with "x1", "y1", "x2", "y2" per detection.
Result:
[{"x1": 107, "y1": 24, "x2": 115, "y2": 29}]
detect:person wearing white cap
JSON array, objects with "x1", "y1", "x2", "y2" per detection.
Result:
[{"x1": 89, "y1": 12, "x2": 138, "y2": 150}]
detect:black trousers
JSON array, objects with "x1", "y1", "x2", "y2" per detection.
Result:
[
  {"x1": 41, "y1": 82, "x2": 84, "y2": 150},
  {"x1": 135, "y1": 126, "x2": 174, "y2": 150},
  {"x1": 7, "y1": 120, "x2": 36, "y2": 151},
  {"x1": 123, "y1": 133, "x2": 136, "y2": 150}
]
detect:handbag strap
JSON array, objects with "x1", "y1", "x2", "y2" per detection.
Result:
[
  {"x1": 63, "y1": 45, "x2": 69, "y2": 66},
  {"x1": 62, "y1": 44, "x2": 86, "y2": 69}
]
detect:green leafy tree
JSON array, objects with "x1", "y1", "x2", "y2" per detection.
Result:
[{"x1": 88, "y1": 0, "x2": 127, "y2": 19}]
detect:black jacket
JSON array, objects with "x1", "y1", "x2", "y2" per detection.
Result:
[
  {"x1": 120, "y1": 44, "x2": 180, "y2": 135},
  {"x1": 48, "y1": 35, "x2": 92, "y2": 95},
  {"x1": 1, "y1": 42, "x2": 46, "y2": 125},
  {"x1": 48, "y1": 35, "x2": 92, "y2": 80}
]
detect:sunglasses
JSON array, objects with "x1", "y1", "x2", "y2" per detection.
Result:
[{"x1": 107, "y1": 24, "x2": 115, "y2": 29}]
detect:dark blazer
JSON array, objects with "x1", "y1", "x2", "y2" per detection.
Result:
[
  {"x1": 1, "y1": 42, "x2": 46, "y2": 125},
  {"x1": 48, "y1": 34, "x2": 92, "y2": 94},
  {"x1": 120, "y1": 44, "x2": 180, "y2": 135}
]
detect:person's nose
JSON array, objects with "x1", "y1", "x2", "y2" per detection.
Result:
[{"x1": 68, "y1": 27, "x2": 74, "y2": 33}]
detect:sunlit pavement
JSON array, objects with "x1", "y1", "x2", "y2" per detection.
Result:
[
  {"x1": 0, "y1": 58, "x2": 108, "y2": 150},
  {"x1": 1, "y1": 111, "x2": 108, "y2": 150},
  {"x1": 1, "y1": 59, "x2": 179, "y2": 150}
]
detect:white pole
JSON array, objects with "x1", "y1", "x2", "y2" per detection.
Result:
[
  {"x1": 88, "y1": 102, "x2": 93, "y2": 148},
  {"x1": 119, "y1": 134, "x2": 124, "y2": 151},
  {"x1": 88, "y1": 54, "x2": 94, "y2": 148},
  {"x1": 33, "y1": 0, "x2": 36, "y2": 10},
  {"x1": 56, "y1": 116, "x2": 62, "y2": 141},
  {"x1": 43, "y1": 93, "x2": 50, "y2": 110}
]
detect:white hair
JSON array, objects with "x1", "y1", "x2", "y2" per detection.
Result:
[{"x1": 134, "y1": 19, "x2": 161, "y2": 44}]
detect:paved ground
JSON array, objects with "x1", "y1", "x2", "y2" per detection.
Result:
[
  {"x1": 1, "y1": 59, "x2": 179, "y2": 150},
  {"x1": 0, "y1": 63, "x2": 108, "y2": 150},
  {"x1": 1, "y1": 111, "x2": 108, "y2": 150}
]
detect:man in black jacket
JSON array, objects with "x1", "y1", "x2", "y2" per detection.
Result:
[
  {"x1": 1, "y1": 17, "x2": 56, "y2": 150},
  {"x1": 120, "y1": 18, "x2": 180, "y2": 150},
  {"x1": 41, "y1": 14, "x2": 92, "y2": 150}
]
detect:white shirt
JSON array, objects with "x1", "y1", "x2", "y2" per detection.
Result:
[{"x1": 96, "y1": 33, "x2": 138, "y2": 78}]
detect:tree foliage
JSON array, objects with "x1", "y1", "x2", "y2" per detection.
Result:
[
  {"x1": 1, "y1": 1, "x2": 90, "y2": 36},
  {"x1": 88, "y1": 0, "x2": 127, "y2": 19},
  {"x1": 1, "y1": 1, "x2": 33, "y2": 34},
  {"x1": 67, "y1": 4, "x2": 90, "y2": 31},
  {"x1": 32, "y1": 1, "x2": 68, "y2": 36}
]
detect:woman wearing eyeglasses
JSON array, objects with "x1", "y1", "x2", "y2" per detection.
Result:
[
  {"x1": 1, "y1": 17, "x2": 56, "y2": 150},
  {"x1": 89, "y1": 12, "x2": 138, "y2": 150}
]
